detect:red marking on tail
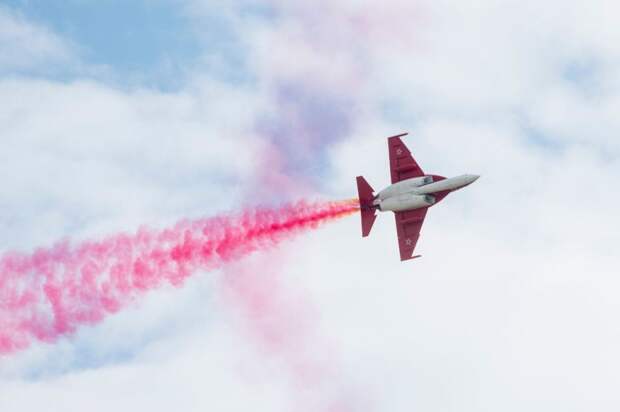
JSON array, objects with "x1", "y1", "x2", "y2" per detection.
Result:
[
  {"x1": 356, "y1": 176, "x2": 377, "y2": 237},
  {"x1": 0, "y1": 199, "x2": 358, "y2": 355}
]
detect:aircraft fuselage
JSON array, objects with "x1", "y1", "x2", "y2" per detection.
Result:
[{"x1": 373, "y1": 174, "x2": 479, "y2": 212}]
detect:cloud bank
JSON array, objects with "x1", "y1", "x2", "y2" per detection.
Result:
[{"x1": 1, "y1": 0, "x2": 619, "y2": 411}]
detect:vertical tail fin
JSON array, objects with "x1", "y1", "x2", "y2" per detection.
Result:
[{"x1": 356, "y1": 176, "x2": 377, "y2": 237}]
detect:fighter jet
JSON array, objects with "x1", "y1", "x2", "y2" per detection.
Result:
[{"x1": 356, "y1": 133, "x2": 479, "y2": 261}]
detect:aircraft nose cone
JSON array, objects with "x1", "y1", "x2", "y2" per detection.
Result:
[{"x1": 464, "y1": 174, "x2": 480, "y2": 186}]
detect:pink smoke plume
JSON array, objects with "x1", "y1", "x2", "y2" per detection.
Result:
[
  {"x1": 222, "y1": 256, "x2": 365, "y2": 412},
  {"x1": 0, "y1": 199, "x2": 358, "y2": 355}
]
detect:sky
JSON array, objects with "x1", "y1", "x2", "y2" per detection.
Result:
[{"x1": 1, "y1": 0, "x2": 620, "y2": 411}]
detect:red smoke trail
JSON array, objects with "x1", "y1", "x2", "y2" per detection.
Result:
[{"x1": 0, "y1": 199, "x2": 358, "y2": 355}]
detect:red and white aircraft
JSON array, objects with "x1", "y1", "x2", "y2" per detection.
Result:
[{"x1": 356, "y1": 133, "x2": 479, "y2": 261}]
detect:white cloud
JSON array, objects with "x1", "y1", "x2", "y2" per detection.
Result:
[{"x1": 0, "y1": 76, "x2": 263, "y2": 249}]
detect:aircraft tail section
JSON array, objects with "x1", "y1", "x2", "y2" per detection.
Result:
[{"x1": 356, "y1": 176, "x2": 377, "y2": 237}]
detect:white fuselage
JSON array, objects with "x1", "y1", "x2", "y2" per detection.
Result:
[{"x1": 374, "y1": 174, "x2": 479, "y2": 212}]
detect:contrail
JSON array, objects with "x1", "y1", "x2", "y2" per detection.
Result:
[{"x1": 0, "y1": 199, "x2": 358, "y2": 355}]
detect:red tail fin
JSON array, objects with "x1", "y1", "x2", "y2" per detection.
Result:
[{"x1": 356, "y1": 176, "x2": 377, "y2": 237}]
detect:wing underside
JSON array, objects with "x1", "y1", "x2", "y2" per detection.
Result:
[
  {"x1": 388, "y1": 133, "x2": 425, "y2": 184},
  {"x1": 394, "y1": 208, "x2": 428, "y2": 261}
]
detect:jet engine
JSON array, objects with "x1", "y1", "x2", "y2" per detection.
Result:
[
  {"x1": 377, "y1": 176, "x2": 434, "y2": 200},
  {"x1": 377, "y1": 193, "x2": 436, "y2": 212}
]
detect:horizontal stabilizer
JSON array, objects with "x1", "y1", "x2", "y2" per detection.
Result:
[{"x1": 356, "y1": 176, "x2": 377, "y2": 237}]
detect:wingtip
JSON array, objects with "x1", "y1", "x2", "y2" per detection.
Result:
[{"x1": 387, "y1": 132, "x2": 409, "y2": 140}]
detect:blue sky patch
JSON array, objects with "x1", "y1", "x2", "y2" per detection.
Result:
[{"x1": 3, "y1": 0, "x2": 228, "y2": 90}]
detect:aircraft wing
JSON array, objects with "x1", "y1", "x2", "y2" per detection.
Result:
[
  {"x1": 388, "y1": 133, "x2": 425, "y2": 184},
  {"x1": 394, "y1": 208, "x2": 428, "y2": 261}
]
